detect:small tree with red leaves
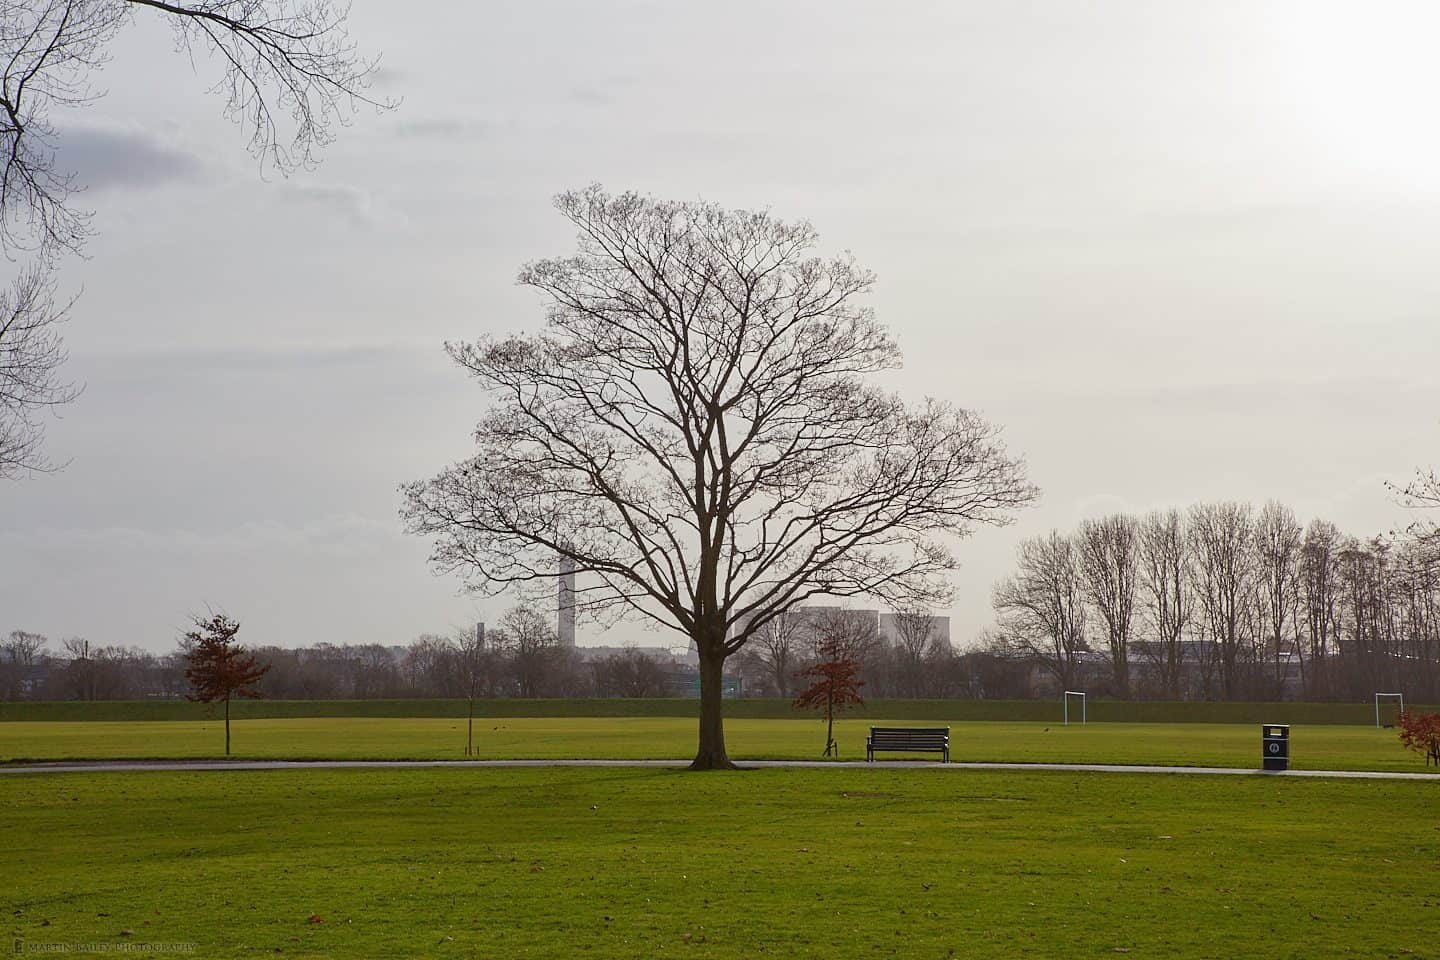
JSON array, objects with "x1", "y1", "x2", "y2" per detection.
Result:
[
  {"x1": 183, "y1": 614, "x2": 270, "y2": 756},
  {"x1": 792, "y1": 640, "x2": 865, "y2": 758},
  {"x1": 1397, "y1": 711, "x2": 1440, "y2": 767}
]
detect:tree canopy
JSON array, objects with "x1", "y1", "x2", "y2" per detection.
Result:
[{"x1": 404, "y1": 186, "x2": 1036, "y2": 767}]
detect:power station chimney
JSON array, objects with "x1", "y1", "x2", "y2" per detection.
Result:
[{"x1": 558, "y1": 557, "x2": 576, "y2": 647}]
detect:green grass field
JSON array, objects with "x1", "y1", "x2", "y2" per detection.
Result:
[
  {"x1": 1, "y1": 716, "x2": 1430, "y2": 771},
  {"x1": 3, "y1": 766, "x2": 1436, "y2": 958},
  {"x1": 5, "y1": 697, "x2": 1432, "y2": 723}
]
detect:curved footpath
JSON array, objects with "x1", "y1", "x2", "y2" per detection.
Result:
[{"x1": 1, "y1": 758, "x2": 1438, "y2": 779}]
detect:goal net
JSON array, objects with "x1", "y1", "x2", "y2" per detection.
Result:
[
  {"x1": 1063, "y1": 690, "x2": 1087, "y2": 726},
  {"x1": 1375, "y1": 692, "x2": 1405, "y2": 728}
]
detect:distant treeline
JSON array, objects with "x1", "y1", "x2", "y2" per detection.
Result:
[
  {"x1": 0, "y1": 628, "x2": 680, "y2": 703},
  {"x1": 989, "y1": 501, "x2": 1440, "y2": 702}
]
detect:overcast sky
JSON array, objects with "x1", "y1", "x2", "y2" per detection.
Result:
[{"x1": 3, "y1": 1, "x2": 1438, "y2": 654}]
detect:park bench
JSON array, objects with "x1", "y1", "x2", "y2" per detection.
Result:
[{"x1": 866, "y1": 726, "x2": 950, "y2": 763}]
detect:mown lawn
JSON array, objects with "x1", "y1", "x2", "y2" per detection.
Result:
[
  {"x1": 3, "y1": 766, "x2": 1436, "y2": 958},
  {"x1": 0, "y1": 716, "x2": 1428, "y2": 771}
]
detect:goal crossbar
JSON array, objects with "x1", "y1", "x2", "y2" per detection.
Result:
[
  {"x1": 1063, "y1": 690, "x2": 1087, "y2": 726},
  {"x1": 1375, "y1": 692, "x2": 1404, "y2": 728}
]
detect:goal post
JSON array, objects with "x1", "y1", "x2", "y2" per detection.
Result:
[
  {"x1": 1063, "y1": 690, "x2": 1087, "y2": 726},
  {"x1": 1375, "y1": 692, "x2": 1404, "y2": 728}
]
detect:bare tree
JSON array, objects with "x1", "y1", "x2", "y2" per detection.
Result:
[
  {"x1": 592, "y1": 648, "x2": 670, "y2": 698},
  {"x1": 495, "y1": 602, "x2": 559, "y2": 699},
  {"x1": 1076, "y1": 514, "x2": 1139, "y2": 698},
  {"x1": 453, "y1": 626, "x2": 489, "y2": 756},
  {"x1": 1188, "y1": 502, "x2": 1255, "y2": 699},
  {"x1": 1, "y1": 0, "x2": 391, "y2": 474},
  {"x1": 403, "y1": 187, "x2": 1037, "y2": 768},
  {"x1": 992, "y1": 531, "x2": 1088, "y2": 692},
  {"x1": 890, "y1": 605, "x2": 942, "y2": 698},
  {"x1": 0, "y1": 266, "x2": 77, "y2": 477},
  {"x1": 1393, "y1": 464, "x2": 1439, "y2": 541},
  {"x1": 805, "y1": 607, "x2": 880, "y2": 663},
  {"x1": 59, "y1": 634, "x2": 94, "y2": 699},
  {"x1": 2, "y1": 0, "x2": 392, "y2": 257},
  {"x1": 1253, "y1": 500, "x2": 1303, "y2": 696},
  {"x1": 748, "y1": 607, "x2": 808, "y2": 698},
  {"x1": 1, "y1": 628, "x2": 46, "y2": 698},
  {"x1": 1300, "y1": 519, "x2": 1341, "y2": 696},
  {"x1": 1137, "y1": 509, "x2": 1191, "y2": 699}
]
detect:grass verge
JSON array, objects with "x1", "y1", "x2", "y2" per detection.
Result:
[{"x1": 0, "y1": 717, "x2": 1430, "y2": 771}]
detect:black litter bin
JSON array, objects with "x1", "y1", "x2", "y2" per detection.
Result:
[{"x1": 1262, "y1": 724, "x2": 1289, "y2": 771}]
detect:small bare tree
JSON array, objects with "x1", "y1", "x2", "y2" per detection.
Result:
[
  {"x1": 992, "y1": 531, "x2": 1088, "y2": 692},
  {"x1": 1, "y1": 628, "x2": 47, "y2": 699},
  {"x1": 496, "y1": 602, "x2": 559, "y2": 699},
  {"x1": 1076, "y1": 514, "x2": 1139, "y2": 698},
  {"x1": 403, "y1": 187, "x2": 1037, "y2": 768},
  {"x1": 749, "y1": 607, "x2": 808, "y2": 698},
  {"x1": 182, "y1": 613, "x2": 270, "y2": 756},
  {"x1": 454, "y1": 625, "x2": 489, "y2": 756},
  {"x1": 890, "y1": 606, "x2": 941, "y2": 698},
  {"x1": 791, "y1": 639, "x2": 864, "y2": 758}
]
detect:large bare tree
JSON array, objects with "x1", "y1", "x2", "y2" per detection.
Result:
[
  {"x1": 991, "y1": 531, "x2": 1087, "y2": 692},
  {"x1": 1076, "y1": 513, "x2": 1139, "y2": 698},
  {"x1": 403, "y1": 187, "x2": 1037, "y2": 769},
  {"x1": 1253, "y1": 500, "x2": 1303, "y2": 696},
  {"x1": 1188, "y1": 502, "x2": 1255, "y2": 699},
  {"x1": 3, "y1": 0, "x2": 390, "y2": 258},
  {"x1": 1299, "y1": 518, "x2": 1340, "y2": 696},
  {"x1": 0, "y1": 266, "x2": 75, "y2": 477},
  {"x1": 1137, "y1": 508, "x2": 1191, "y2": 699},
  {"x1": 1, "y1": 0, "x2": 391, "y2": 475}
]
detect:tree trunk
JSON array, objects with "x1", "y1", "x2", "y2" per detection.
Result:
[
  {"x1": 224, "y1": 696, "x2": 231, "y2": 757},
  {"x1": 467, "y1": 697, "x2": 475, "y2": 757},
  {"x1": 824, "y1": 695, "x2": 835, "y2": 757},
  {"x1": 690, "y1": 644, "x2": 735, "y2": 770}
]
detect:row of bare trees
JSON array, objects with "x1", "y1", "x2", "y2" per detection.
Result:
[
  {"x1": 991, "y1": 502, "x2": 1440, "y2": 701},
  {"x1": 728, "y1": 606, "x2": 1025, "y2": 700}
]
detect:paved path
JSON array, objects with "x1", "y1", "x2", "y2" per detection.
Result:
[{"x1": 3, "y1": 758, "x2": 1439, "y2": 780}]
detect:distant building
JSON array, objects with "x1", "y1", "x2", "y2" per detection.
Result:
[
  {"x1": 727, "y1": 604, "x2": 951, "y2": 650},
  {"x1": 664, "y1": 669, "x2": 743, "y2": 698},
  {"x1": 877, "y1": 611, "x2": 952, "y2": 649},
  {"x1": 574, "y1": 645, "x2": 685, "y2": 664}
]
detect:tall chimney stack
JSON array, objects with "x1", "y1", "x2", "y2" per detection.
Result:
[{"x1": 558, "y1": 557, "x2": 576, "y2": 647}]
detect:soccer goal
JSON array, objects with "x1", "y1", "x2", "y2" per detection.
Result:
[
  {"x1": 1063, "y1": 690, "x2": 1087, "y2": 726},
  {"x1": 1375, "y1": 692, "x2": 1405, "y2": 728}
]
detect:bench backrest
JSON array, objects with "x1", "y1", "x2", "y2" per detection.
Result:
[{"x1": 869, "y1": 726, "x2": 949, "y2": 747}]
